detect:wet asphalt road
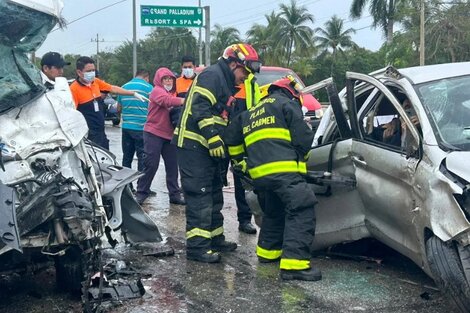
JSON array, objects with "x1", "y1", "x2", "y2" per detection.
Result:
[{"x1": 0, "y1": 124, "x2": 454, "y2": 313}]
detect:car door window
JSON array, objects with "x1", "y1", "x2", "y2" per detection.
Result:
[{"x1": 346, "y1": 73, "x2": 421, "y2": 156}]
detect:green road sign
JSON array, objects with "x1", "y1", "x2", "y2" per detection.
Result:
[{"x1": 140, "y1": 5, "x2": 203, "y2": 28}]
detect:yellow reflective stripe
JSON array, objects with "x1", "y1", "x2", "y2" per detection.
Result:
[
  {"x1": 194, "y1": 86, "x2": 217, "y2": 105},
  {"x1": 248, "y1": 161, "x2": 306, "y2": 179},
  {"x1": 208, "y1": 135, "x2": 221, "y2": 144},
  {"x1": 239, "y1": 44, "x2": 249, "y2": 55},
  {"x1": 178, "y1": 76, "x2": 199, "y2": 147},
  {"x1": 198, "y1": 117, "x2": 215, "y2": 129},
  {"x1": 228, "y1": 144, "x2": 244, "y2": 156},
  {"x1": 186, "y1": 228, "x2": 211, "y2": 239},
  {"x1": 213, "y1": 116, "x2": 228, "y2": 126},
  {"x1": 280, "y1": 258, "x2": 310, "y2": 270},
  {"x1": 211, "y1": 226, "x2": 223, "y2": 237},
  {"x1": 244, "y1": 128, "x2": 291, "y2": 147},
  {"x1": 256, "y1": 245, "x2": 282, "y2": 260},
  {"x1": 184, "y1": 131, "x2": 208, "y2": 148},
  {"x1": 174, "y1": 127, "x2": 179, "y2": 135},
  {"x1": 197, "y1": 116, "x2": 227, "y2": 129}
]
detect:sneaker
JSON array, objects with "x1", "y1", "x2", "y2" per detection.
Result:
[
  {"x1": 187, "y1": 250, "x2": 221, "y2": 263},
  {"x1": 258, "y1": 256, "x2": 280, "y2": 263},
  {"x1": 239, "y1": 222, "x2": 257, "y2": 234},
  {"x1": 211, "y1": 240, "x2": 237, "y2": 252},
  {"x1": 149, "y1": 190, "x2": 157, "y2": 196},
  {"x1": 280, "y1": 267, "x2": 322, "y2": 281},
  {"x1": 169, "y1": 194, "x2": 186, "y2": 205}
]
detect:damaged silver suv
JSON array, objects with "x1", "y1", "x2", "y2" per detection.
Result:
[
  {"x1": 247, "y1": 62, "x2": 470, "y2": 312},
  {"x1": 306, "y1": 63, "x2": 470, "y2": 312}
]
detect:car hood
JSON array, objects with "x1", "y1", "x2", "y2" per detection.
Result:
[{"x1": 446, "y1": 151, "x2": 470, "y2": 183}]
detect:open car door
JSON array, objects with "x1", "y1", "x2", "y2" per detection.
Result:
[
  {"x1": 344, "y1": 71, "x2": 423, "y2": 261},
  {"x1": 302, "y1": 79, "x2": 368, "y2": 250}
]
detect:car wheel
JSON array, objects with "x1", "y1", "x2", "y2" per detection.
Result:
[
  {"x1": 112, "y1": 118, "x2": 120, "y2": 126},
  {"x1": 426, "y1": 236, "x2": 470, "y2": 312}
]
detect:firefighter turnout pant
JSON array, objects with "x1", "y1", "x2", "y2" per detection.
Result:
[
  {"x1": 177, "y1": 147, "x2": 226, "y2": 254},
  {"x1": 256, "y1": 173, "x2": 317, "y2": 270}
]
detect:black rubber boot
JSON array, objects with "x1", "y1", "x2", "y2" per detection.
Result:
[
  {"x1": 280, "y1": 267, "x2": 322, "y2": 281},
  {"x1": 239, "y1": 222, "x2": 257, "y2": 234},
  {"x1": 211, "y1": 240, "x2": 237, "y2": 252},
  {"x1": 187, "y1": 250, "x2": 221, "y2": 263}
]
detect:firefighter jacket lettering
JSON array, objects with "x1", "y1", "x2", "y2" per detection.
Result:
[
  {"x1": 225, "y1": 89, "x2": 314, "y2": 180},
  {"x1": 173, "y1": 60, "x2": 236, "y2": 151}
]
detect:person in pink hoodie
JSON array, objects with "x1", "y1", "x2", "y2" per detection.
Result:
[{"x1": 135, "y1": 67, "x2": 186, "y2": 205}]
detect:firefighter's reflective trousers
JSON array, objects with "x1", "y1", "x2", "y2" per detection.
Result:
[
  {"x1": 256, "y1": 173, "x2": 317, "y2": 270},
  {"x1": 177, "y1": 147, "x2": 226, "y2": 254}
]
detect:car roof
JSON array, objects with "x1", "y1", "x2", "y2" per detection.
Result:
[
  {"x1": 397, "y1": 62, "x2": 470, "y2": 84},
  {"x1": 259, "y1": 66, "x2": 291, "y2": 72}
]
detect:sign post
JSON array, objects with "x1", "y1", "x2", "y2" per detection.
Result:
[{"x1": 140, "y1": 5, "x2": 203, "y2": 28}]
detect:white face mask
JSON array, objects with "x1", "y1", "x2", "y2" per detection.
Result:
[
  {"x1": 182, "y1": 68, "x2": 194, "y2": 78},
  {"x1": 83, "y1": 71, "x2": 96, "y2": 83},
  {"x1": 164, "y1": 84, "x2": 173, "y2": 91}
]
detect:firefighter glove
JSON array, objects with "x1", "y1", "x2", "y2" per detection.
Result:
[
  {"x1": 233, "y1": 159, "x2": 247, "y2": 173},
  {"x1": 208, "y1": 135, "x2": 226, "y2": 158},
  {"x1": 134, "y1": 92, "x2": 149, "y2": 102}
]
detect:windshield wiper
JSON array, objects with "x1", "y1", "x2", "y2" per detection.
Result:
[{"x1": 441, "y1": 141, "x2": 462, "y2": 151}]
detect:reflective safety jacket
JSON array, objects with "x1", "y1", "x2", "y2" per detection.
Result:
[
  {"x1": 176, "y1": 75, "x2": 196, "y2": 98},
  {"x1": 234, "y1": 73, "x2": 261, "y2": 114},
  {"x1": 224, "y1": 89, "x2": 314, "y2": 180},
  {"x1": 173, "y1": 60, "x2": 236, "y2": 151}
]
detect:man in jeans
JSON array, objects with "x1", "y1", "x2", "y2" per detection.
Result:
[{"x1": 117, "y1": 70, "x2": 152, "y2": 173}]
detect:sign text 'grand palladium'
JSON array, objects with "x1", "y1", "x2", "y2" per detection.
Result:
[{"x1": 140, "y1": 5, "x2": 203, "y2": 27}]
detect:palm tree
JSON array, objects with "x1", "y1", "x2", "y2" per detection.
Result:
[
  {"x1": 147, "y1": 28, "x2": 197, "y2": 62},
  {"x1": 210, "y1": 24, "x2": 241, "y2": 63},
  {"x1": 276, "y1": 0, "x2": 315, "y2": 67},
  {"x1": 246, "y1": 11, "x2": 284, "y2": 65},
  {"x1": 350, "y1": 0, "x2": 409, "y2": 44},
  {"x1": 316, "y1": 15, "x2": 356, "y2": 75}
]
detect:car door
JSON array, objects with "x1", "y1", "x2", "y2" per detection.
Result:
[
  {"x1": 303, "y1": 79, "x2": 369, "y2": 250},
  {"x1": 345, "y1": 72, "x2": 422, "y2": 260}
]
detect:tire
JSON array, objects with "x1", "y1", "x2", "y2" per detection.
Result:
[
  {"x1": 55, "y1": 246, "x2": 85, "y2": 294},
  {"x1": 426, "y1": 236, "x2": 470, "y2": 313}
]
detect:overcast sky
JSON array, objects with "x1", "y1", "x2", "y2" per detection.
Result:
[{"x1": 37, "y1": 0, "x2": 384, "y2": 58}]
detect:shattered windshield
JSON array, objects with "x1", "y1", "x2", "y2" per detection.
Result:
[
  {"x1": 0, "y1": 0, "x2": 58, "y2": 114},
  {"x1": 416, "y1": 75, "x2": 470, "y2": 150}
]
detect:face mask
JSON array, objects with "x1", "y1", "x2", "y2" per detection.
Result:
[
  {"x1": 182, "y1": 68, "x2": 194, "y2": 78},
  {"x1": 164, "y1": 84, "x2": 173, "y2": 91},
  {"x1": 83, "y1": 71, "x2": 96, "y2": 83}
]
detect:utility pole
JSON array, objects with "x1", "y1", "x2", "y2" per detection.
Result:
[
  {"x1": 204, "y1": 6, "x2": 210, "y2": 66},
  {"x1": 198, "y1": 0, "x2": 203, "y2": 66},
  {"x1": 419, "y1": 0, "x2": 425, "y2": 66},
  {"x1": 132, "y1": 0, "x2": 137, "y2": 76},
  {"x1": 91, "y1": 33, "x2": 104, "y2": 71}
]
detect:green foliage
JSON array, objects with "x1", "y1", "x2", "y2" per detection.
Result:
[
  {"x1": 210, "y1": 24, "x2": 241, "y2": 63},
  {"x1": 43, "y1": 0, "x2": 470, "y2": 92}
]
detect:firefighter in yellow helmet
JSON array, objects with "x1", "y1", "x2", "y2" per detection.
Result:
[
  {"x1": 172, "y1": 43, "x2": 261, "y2": 263},
  {"x1": 224, "y1": 76, "x2": 322, "y2": 281}
]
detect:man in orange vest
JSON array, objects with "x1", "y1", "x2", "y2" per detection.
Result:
[
  {"x1": 176, "y1": 55, "x2": 197, "y2": 97},
  {"x1": 171, "y1": 56, "x2": 197, "y2": 128}
]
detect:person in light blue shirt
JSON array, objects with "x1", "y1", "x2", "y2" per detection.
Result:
[{"x1": 117, "y1": 69, "x2": 152, "y2": 171}]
